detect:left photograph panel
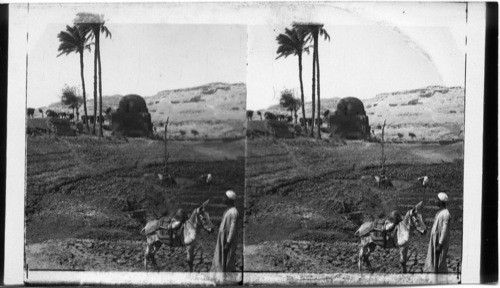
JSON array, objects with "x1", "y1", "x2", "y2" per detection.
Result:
[{"x1": 23, "y1": 3, "x2": 246, "y2": 281}]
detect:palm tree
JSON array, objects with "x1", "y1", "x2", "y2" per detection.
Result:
[
  {"x1": 57, "y1": 25, "x2": 92, "y2": 131},
  {"x1": 75, "y1": 13, "x2": 112, "y2": 137},
  {"x1": 294, "y1": 23, "x2": 330, "y2": 139},
  {"x1": 276, "y1": 27, "x2": 311, "y2": 134}
]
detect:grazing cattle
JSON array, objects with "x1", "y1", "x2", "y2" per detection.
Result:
[
  {"x1": 27, "y1": 108, "x2": 35, "y2": 118},
  {"x1": 95, "y1": 115, "x2": 105, "y2": 124},
  {"x1": 300, "y1": 118, "x2": 313, "y2": 127},
  {"x1": 417, "y1": 176, "x2": 429, "y2": 187},
  {"x1": 246, "y1": 110, "x2": 254, "y2": 121},
  {"x1": 315, "y1": 118, "x2": 323, "y2": 127},
  {"x1": 264, "y1": 111, "x2": 277, "y2": 120},
  {"x1": 46, "y1": 109, "x2": 58, "y2": 118}
]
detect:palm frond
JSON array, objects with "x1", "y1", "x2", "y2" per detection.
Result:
[{"x1": 101, "y1": 26, "x2": 112, "y2": 39}]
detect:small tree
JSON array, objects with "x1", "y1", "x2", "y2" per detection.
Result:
[
  {"x1": 39, "y1": 108, "x2": 44, "y2": 118},
  {"x1": 279, "y1": 89, "x2": 301, "y2": 124},
  {"x1": 257, "y1": 111, "x2": 263, "y2": 120},
  {"x1": 397, "y1": 133, "x2": 404, "y2": 140},
  {"x1": 409, "y1": 132, "x2": 416, "y2": 140},
  {"x1": 380, "y1": 120, "x2": 387, "y2": 175},
  {"x1": 60, "y1": 85, "x2": 83, "y2": 122},
  {"x1": 191, "y1": 129, "x2": 199, "y2": 137},
  {"x1": 164, "y1": 117, "x2": 170, "y2": 174}
]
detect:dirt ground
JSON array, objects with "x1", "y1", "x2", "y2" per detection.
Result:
[
  {"x1": 244, "y1": 138, "x2": 463, "y2": 276},
  {"x1": 25, "y1": 135, "x2": 245, "y2": 272}
]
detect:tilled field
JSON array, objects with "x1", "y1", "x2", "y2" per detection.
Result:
[
  {"x1": 245, "y1": 139, "x2": 463, "y2": 276},
  {"x1": 25, "y1": 136, "x2": 244, "y2": 272}
]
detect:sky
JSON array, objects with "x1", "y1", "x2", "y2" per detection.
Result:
[
  {"x1": 26, "y1": 8, "x2": 247, "y2": 107},
  {"x1": 23, "y1": 3, "x2": 467, "y2": 110},
  {"x1": 247, "y1": 2, "x2": 467, "y2": 110}
]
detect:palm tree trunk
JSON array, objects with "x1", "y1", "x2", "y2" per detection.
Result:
[
  {"x1": 311, "y1": 41, "x2": 316, "y2": 138},
  {"x1": 298, "y1": 53, "x2": 308, "y2": 134},
  {"x1": 97, "y1": 33, "x2": 103, "y2": 137},
  {"x1": 92, "y1": 32, "x2": 98, "y2": 135},
  {"x1": 79, "y1": 51, "x2": 89, "y2": 131},
  {"x1": 315, "y1": 33, "x2": 321, "y2": 139}
]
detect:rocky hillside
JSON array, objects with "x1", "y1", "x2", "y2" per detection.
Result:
[
  {"x1": 262, "y1": 86, "x2": 464, "y2": 141},
  {"x1": 35, "y1": 83, "x2": 247, "y2": 139}
]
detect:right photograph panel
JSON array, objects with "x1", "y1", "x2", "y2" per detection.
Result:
[{"x1": 244, "y1": 2, "x2": 465, "y2": 284}]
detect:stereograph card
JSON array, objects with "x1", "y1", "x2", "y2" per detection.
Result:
[{"x1": 3, "y1": 1, "x2": 487, "y2": 286}]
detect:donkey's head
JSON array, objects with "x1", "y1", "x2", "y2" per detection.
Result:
[
  {"x1": 409, "y1": 201, "x2": 427, "y2": 235},
  {"x1": 196, "y1": 199, "x2": 215, "y2": 233}
]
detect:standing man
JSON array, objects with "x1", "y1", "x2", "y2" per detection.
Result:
[
  {"x1": 212, "y1": 190, "x2": 239, "y2": 273},
  {"x1": 424, "y1": 192, "x2": 452, "y2": 273}
]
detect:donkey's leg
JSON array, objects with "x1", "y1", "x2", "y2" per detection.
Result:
[
  {"x1": 186, "y1": 244, "x2": 195, "y2": 272},
  {"x1": 358, "y1": 245, "x2": 365, "y2": 272},
  {"x1": 399, "y1": 246, "x2": 408, "y2": 273},
  {"x1": 150, "y1": 241, "x2": 163, "y2": 269},
  {"x1": 144, "y1": 242, "x2": 151, "y2": 270},
  {"x1": 365, "y1": 243, "x2": 376, "y2": 270}
]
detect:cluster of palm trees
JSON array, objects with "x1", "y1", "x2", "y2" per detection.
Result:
[
  {"x1": 276, "y1": 23, "x2": 330, "y2": 139},
  {"x1": 57, "y1": 13, "x2": 111, "y2": 137}
]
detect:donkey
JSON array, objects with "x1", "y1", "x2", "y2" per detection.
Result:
[
  {"x1": 355, "y1": 202, "x2": 427, "y2": 273},
  {"x1": 141, "y1": 199, "x2": 215, "y2": 272}
]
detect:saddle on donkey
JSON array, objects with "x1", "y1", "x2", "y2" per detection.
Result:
[
  {"x1": 144, "y1": 208, "x2": 188, "y2": 247},
  {"x1": 357, "y1": 210, "x2": 402, "y2": 248}
]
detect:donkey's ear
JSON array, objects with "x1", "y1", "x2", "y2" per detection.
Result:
[
  {"x1": 202, "y1": 199, "x2": 210, "y2": 207},
  {"x1": 414, "y1": 201, "x2": 423, "y2": 212}
]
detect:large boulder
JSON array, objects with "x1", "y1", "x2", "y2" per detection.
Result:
[
  {"x1": 111, "y1": 94, "x2": 153, "y2": 137},
  {"x1": 328, "y1": 97, "x2": 370, "y2": 139}
]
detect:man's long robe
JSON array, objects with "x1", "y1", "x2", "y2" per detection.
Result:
[
  {"x1": 212, "y1": 206, "x2": 238, "y2": 272},
  {"x1": 424, "y1": 208, "x2": 451, "y2": 273}
]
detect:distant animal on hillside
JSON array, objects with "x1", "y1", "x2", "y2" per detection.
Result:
[
  {"x1": 417, "y1": 176, "x2": 429, "y2": 187},
  {"x1": 46, "y1": 110, "x2": 58, "y2": 118},
  {"x1": 247, "y1": 110, "x2": 254, "y2": 121},
  {"x1": 27, "y1": 108, "x2": 35, "y2": 118}
]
